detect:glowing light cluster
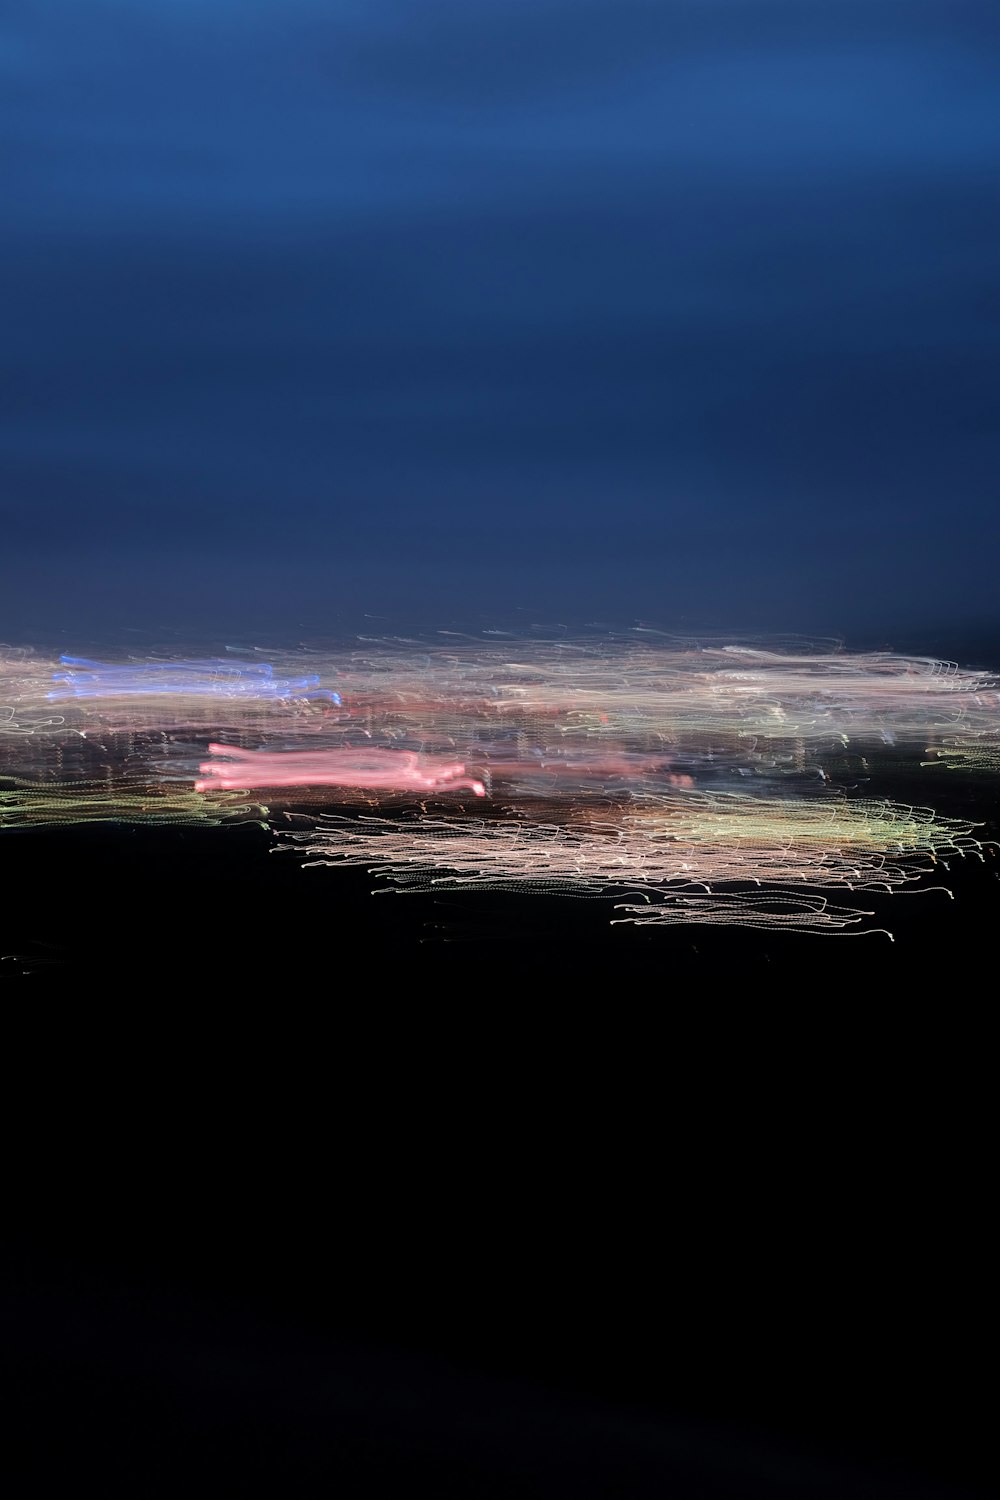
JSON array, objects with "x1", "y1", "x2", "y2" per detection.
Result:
[{"x1": 1, "y1": 632, "x2": 998, "y2": 934}]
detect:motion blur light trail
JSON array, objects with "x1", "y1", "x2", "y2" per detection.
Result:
[
  {"x1": 195, "y1": 745, "x2": 486, "y2": 797},
  {"x1": 48, "y1": 656, "x2": 341, "y2": 704},
  {"x1": 280, "y1": 792, "x2": 984, "y2": 935},
  {"x1": 0, "y1": 778, "x2": 265, "y2": 828},
  {"x1": 1, "y1": 633, "x2": 998, "y2": 935},
  {"x1": 4, "y1": 637, "x2": 998, "y2": 754}
]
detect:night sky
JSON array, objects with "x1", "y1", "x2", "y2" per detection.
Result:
[{"x1": 3, "y1": 0, "x2": 999, "y2": 638}]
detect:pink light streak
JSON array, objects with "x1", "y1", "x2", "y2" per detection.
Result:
[{"x1": 194, "y1": 744, "x2": 487, "y2": 797}]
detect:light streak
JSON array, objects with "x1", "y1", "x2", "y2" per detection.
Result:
[
  {"x1": 47, "y1": 656, "x2": 341, "y2": 703},
  {"x1": 279, "y1": 790, "x2": 985, "y2": 934},
  {"x1": 194, "y1": 745, "x2": 486, "y2": 796},
  {"x1": 0, "y1": 778, "x2": 266, "y2": 828},
  {"x1": 4, "y1": 638, "x2": 998, "y2": 760}
]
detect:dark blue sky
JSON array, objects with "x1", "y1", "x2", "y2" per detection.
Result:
[{"x1": 3, "y1": 0, "x2": 999, "y2": 638}]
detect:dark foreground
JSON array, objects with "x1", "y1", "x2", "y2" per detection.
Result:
[{"x1": 2, "y1": 754, "x2": 995, "y2": 1496}]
